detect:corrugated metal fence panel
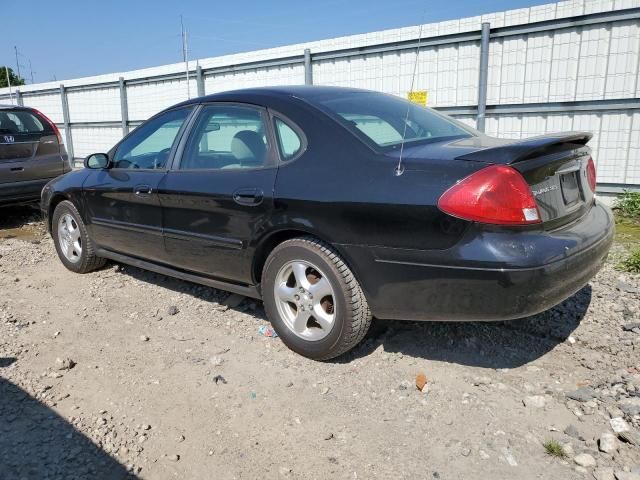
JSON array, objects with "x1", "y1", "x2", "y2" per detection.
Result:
[
  {"x1": 312, "y1": 42, "x2": 480, "y2": 107},
  {"x1": 435, "y1": 45, "x2": 462, "y2": 106},
  {"x1": 524, "y1": 33, "x2": 553, "y2": 103},
  {"x1": 597, "y1": 112, "x2": 632, "y2": 183},
  {"x1": 628, "y1": 111, "x2": 640, "y2": 183},
  {"x1": 204, "y1": 64, "x2": 305, "y2": 94},
  {"x1": 483, "y1": 18, "x2": 640, "y2": 107},
  {"x1": 21, "y1": 93, "x2": 64, "y2": 124},
  {"x1": 457, "y1": 43, "x2": 481, "y2": 105},
  {"x1": 573, "y1": 113, "x2": 601, "y2": 160},
  {"x1": 72, "y1": 126, "x2": 123, "y2": 158},
  {"x1": 453, "y1": 116, "x2": 478, "y2": 129},
  {"x1": 551, "y1": 30, "x2": 583, "y2": 101},
  {"x1": 67, "y1": 87, "x2": 121, "y2": 122},
  {"x1": 607, "y1": 20, "x2": 640, "y2": 99},
  {"x1": 473, "y1": 111, "x2": 632, "y2": 184},
  {"x1": 576, "y1": 25, "x2": 610, "y2": 101},
  {"x1": 127, "y1": 78, "x2": 197, "y2": 120}
]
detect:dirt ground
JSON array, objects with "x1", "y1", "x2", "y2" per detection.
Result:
[{"x1": 1, "y1": 204, "x2": 639, "y2": 480}]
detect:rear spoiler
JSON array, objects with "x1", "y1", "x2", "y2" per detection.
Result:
[{"x1": 456, "y1": 132, "x2": 592, "y2": 164}]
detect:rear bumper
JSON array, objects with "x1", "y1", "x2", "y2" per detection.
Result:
[
  {"x1": 0, "y1": 178, "x2": 51, "y2": 206},
  {"x1": 340, "y1": 201, "x2": 614, "y2": 321}
]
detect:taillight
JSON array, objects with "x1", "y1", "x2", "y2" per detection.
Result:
[
  {"x1": 438, "y1": 165, "x2": 541, "y2": 225},
  {"x1": 586, "y1": 157, "x2": 596, "y2": 192},
  {"x1": 33, "y1": 108, "x2": 63, "y2": 144}
]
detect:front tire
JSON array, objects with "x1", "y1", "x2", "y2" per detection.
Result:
[
  {"x1": 262, "y1": 236, "x2": 372, "y2": 360},
  {"x1": 52, "y1": 200, "x2": 106, "y2": 273}
]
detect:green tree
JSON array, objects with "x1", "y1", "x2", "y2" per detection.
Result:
[{"x1": 0, "y1": 66, "x2": 26, "y2": 88}]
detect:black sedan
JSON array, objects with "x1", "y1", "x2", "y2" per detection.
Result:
[{"x1": 41, "y1": 86, "x2": 614, "y2": 360}]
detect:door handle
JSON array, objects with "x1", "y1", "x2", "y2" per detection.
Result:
[
  {"x1": 233, "y1": 188, "x2": 264, "y2": 206},
  {"x1": 134, "y1": 184, "x2": 153, "y2": 197}
]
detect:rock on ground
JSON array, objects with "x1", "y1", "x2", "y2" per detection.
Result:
[{"x1": 574, "y1": 453, "x2": 597, "y2": 468}]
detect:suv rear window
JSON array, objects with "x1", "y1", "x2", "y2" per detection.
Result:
[
  {"x1": 0, "y1": 110, "x2": 46, "y2": 134},
  {"x1": 313, "y1": 91, "x2": 474, "y2": 150}
]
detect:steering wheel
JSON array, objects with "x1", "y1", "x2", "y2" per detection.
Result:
[{"x1": 153, "y1": 148, "x2": 172, "y2": 169}]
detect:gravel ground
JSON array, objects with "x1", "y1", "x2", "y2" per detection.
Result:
[{"x1": 0, "y1": 205, "x2": 639, "y2": 480}]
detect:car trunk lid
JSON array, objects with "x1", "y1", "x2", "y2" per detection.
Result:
[
  {"x1": 0, "y1": 132, "x2": 40, "y2": 160},
  {"x1": 391, "y1": 132, "x2": 595, "y2": 228},
  {"x1": 451, "y1": 132, "x2": 594, "y2": 228},
  {"x1": 452, "y1": 131, "x2": 591, "y2": 164}
]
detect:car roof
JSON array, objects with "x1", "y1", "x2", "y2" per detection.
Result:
[{"x1": 175, "y1": 85, "x2": 376, "y2": 108}]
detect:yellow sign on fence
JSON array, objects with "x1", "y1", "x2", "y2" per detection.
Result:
[{"x1": 407, "y1": 90, "x2": 428, "y2": 106}]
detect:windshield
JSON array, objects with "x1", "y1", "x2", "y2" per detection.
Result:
[{"x1": 313, "y1": 91, "x2": 475, "y2": 149}]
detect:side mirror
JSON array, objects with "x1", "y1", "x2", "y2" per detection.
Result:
[{"x1": 85, "y1": 153, "x2": 110, "y2": 169}]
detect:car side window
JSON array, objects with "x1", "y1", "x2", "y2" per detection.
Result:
[
  {"x1": 179, "y1": 104, "x2": 269, "y2": 170},
  {"x1": 113, "y1": 107, "x2": 191, "y2": 169},
  {"x1": 274, "y1": 118, "x2": 302, "y2": 161}
]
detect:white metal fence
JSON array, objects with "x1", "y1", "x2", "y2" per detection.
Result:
[{"x1": 1, "y1": 0, "x2": 640, "y2": 192}]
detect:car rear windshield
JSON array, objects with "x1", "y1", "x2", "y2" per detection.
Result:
[
  {"x1": 313, "y1": 91, "x2": 474, "y2": 149},
  {"x1": 0, "y1": 109, "x2": 46, "y2": 135}
]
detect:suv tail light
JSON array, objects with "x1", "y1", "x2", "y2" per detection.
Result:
[
  {"x1": 586, "y1": 157, "x2": 596, "y2": 192},
  {"x1": 33, "y1": 108, "x2": 63, "y2": 144},
  {"x1": 438, "y1": 165, "x2": 541, "y2": 225}
]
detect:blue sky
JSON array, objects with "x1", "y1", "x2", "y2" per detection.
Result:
[{"x1": 3, "y1": 0, "x2": 550, "y2": 83}]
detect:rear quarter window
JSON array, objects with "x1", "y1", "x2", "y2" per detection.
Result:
[{"x1": 274, "y1": 118, "x2": 303, "y2": 161}]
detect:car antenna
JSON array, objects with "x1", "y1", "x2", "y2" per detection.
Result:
[{"x1": 395, "y1": 20, "x2": 425, "y2": 177}]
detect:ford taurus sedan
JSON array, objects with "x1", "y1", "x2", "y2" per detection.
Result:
[{"x1": 41, "y1": 86, "x2": 614, "y2": 360}]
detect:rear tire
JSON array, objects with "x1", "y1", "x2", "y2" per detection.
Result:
[
  {"x1": 262, "y1": 236, "x2": 372, "y2": 360},
  {"x1": 52, "y1": 200, "x2": 106, "y2": 273}
]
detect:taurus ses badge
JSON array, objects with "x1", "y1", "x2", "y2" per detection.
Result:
[{"x1": 2, "y1": 135, "x2": 15, "y2": 143}]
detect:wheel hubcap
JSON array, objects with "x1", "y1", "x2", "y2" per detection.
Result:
[
  {"x1": 57, "y1": 213, "x2": 82, "y2": 263},
  {"x1": 274, "y1": 260, "x2": 336, "y2": 341}
]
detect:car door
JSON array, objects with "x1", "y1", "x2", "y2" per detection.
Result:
[
  {"x1": 160, "y1": 103, "x2": 279, "y2": 284},
  {"x1": 83, "y1": 106, "x2": 193, "y2": 263}
]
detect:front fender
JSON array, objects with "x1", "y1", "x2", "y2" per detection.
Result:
[{"x1": 41, "y1": 169, "x2": 91, "y2": 232}]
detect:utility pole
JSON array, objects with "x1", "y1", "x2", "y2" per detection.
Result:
[
  {"x1": 181, "y1": 15, "x2": 190, "y2": 99},
  {"x1": 14, "y1": 46, "x2": 21, "y2": 79},
  {"x1": 29, "y1": 60, "x2": 35, "y2": 84},
  {"x1": 5, "y1": 66, "x2": 14, "y2": 104}
]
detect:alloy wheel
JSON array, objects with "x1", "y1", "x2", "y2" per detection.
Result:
[
  {"x1": 273, "y1": 260, "x2": 336, "y2": 341},
  {"x1": 58, "y1": 213, "x2": 82, "y2": 263}
]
